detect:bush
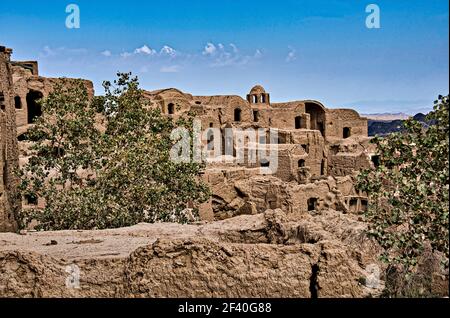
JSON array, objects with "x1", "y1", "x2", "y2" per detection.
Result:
[
  {"x1": 19, "y1": 73, "x2": 210, "y2": 230},
  {"x1": 357, "y1": 95, "x2": 449, "y2": 296}
]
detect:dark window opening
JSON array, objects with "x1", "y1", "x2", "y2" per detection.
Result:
[
  {"x1": 26, "y1": 90, "x2": 43, "y2": 124},
  {"x1": 361, "y1": 199, "x2": 368, "y2": 212},
  {"x1": 2, "y1": 156, "x2": 7, "y2": 185},
  {"x1": 0, "y1": 92, "x2": 5, "y2": 111},
  {"x1": 310, "y1": 264, "x2": 320, "y2": 298},
  {"x1": 371, "y1": 155, "x2": 380, "y2": 168},
  {"x1": 234, "y1": 108, "x2": 242, "y2": 122},
  {"x1": 253, "y1": 110, "x2": 259, "y2": 122},
  {"x1": 209, "y1": 122, "x2": 214, "y2": 128},
  {"x1": 14, "y1": 96, "x2": 22, "y2": 109},
  {"x1": 343, "y1": 127, "x2": 351, "y2": 139},
  {"x1": 301, "y1": 144, "x2": 309, "y2": 154},
  {"x1": 260, "y1": 159, "x2": 270, "y2": 168},
  {"x1": 307, "y1": 198, "x2": 318, "y2": 211},
  {"x1": 317, "y1": 122, "x2": 325, "y2": 136},
  {"x1": 253, "y1": 95, "x2": 258, "y2": 103},
  {"x1": 349, "y1": 198, "x2": 358, "y2": 211},
  {"x1": 52, "y1": 147, "x2": 66, "y2": 157},
  {"x1": 268, "y1": 200, "x2": 278, "y2": 209},
  {"x1": 18, "y1": 134, "x2": 29, "y2": 142},
  {"x1": 195, "y1": 101, "x2": 202, "y2": 105},
  {"x1": 295, "y1": 116, "x2": 302, "y2": 129},
  {"x1": 207, "y1": 129, "x2": 214, "y2": 150},
  {"x1": 305, "y1": 102, "x2": 326, "y2": 136},
  {"x1": 168, "y1": 103, "x2": 175, "y2": 115},
  {"x1": 298, "y1": 159, "x2": 306, "y2": 168},
  {"x1": 261, "y1": 94, "x2": 266, "y2": 103},
  {"x1": 25, "y1": 194, "x2": 38, "y2": 206},
  {"x1": 320, "y1": 159, "x2": 326, "y2": 175}
]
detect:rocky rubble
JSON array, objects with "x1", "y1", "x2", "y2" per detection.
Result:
[{"x1": 0, "y1": 209, "x2": 384, "y2": 298}]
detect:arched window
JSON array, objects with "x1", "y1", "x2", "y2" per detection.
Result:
[
  {"x1": 253, "y1": 110, "x2": 259, "y2": 122},
  {"x1": 14, "y1": 96, "x2": 22, "y2": 109},
  {"x1": 261, "y1": 94, "x2": 266, "y2": 103},
  {"x1": 234, "y1": 108, "x2": 242, "y2": 122},
  {"x1": 343, "y1": 127, "x2": 351, "y2": 139},
  {"x1": 26, "y1": 90, "x2": 43, "y2": 124},
  {"x1": 168, "y1": 103, "x2": 175, "y2": 115},
  {"x1": 298, "y1": 159, "x2": 305, "y2": 168},
  {"x1": 305, "y1": 102, "x2": 326, "y2": 136},
  {"x1": 207, "y1": 129, "x2": 214, "y2": 150},
  {"x1": 307, "y1": 198, "x2": 318, "y2": 211},
  {"x1": 253, "y1": 95, "x2": 258, "y2": 103}
]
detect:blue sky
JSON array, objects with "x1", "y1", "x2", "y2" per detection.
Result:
[{"x1": 0, "y1": 0, "x2": 448, "y2": 114}]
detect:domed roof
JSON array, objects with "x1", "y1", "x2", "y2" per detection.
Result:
[{"x1": 249, "y1": 85, "x2": 266, "y2": 95}]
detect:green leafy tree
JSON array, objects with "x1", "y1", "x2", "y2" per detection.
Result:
[
  {"x1": 356, "y1": 95, "x2": 449, "y2": 288},
  {"x1": 19, "y1": 73, "x2": 210, "y2": 230}
]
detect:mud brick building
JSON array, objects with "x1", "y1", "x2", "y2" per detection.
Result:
[{"x1": 1, "y1": 46, "x2": 377, "y2": 229}]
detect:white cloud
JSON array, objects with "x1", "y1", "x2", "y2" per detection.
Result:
[
  {"x1": 160, "y1": 45, "x2": 177, "y2": 57},
  {"x1": 120, "y1": 51, "x2": 133, "y2": 58},
  {"x1": 40, "y1": 46, "x2": 87, "y2": 58},
  {"x1": 203, "y1": 43, "x2": 217, "y2": 56},
  {"x1": 134, "y1": 45, "x2": 156, "y2": 55},
  {"x1": 160, "y1": 65, "x2": 180, "y2": 73},
  {"x1": 120, "y1": 45, "x2": 156, "y2": 58},
  {"x1": 286, "y1": 46, "x2": 297, "y2": 62},
  {"x1": 103, "y1": 43, "x2": 263, "y2": 69},
  {"x1": 120, "y1": 44, "x2": 178, "y2": 59},
  {"x1": 202, "y1": 42, "x2": 260, "y2": 67}
]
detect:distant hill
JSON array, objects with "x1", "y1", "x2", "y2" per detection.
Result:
[
  {"x1": 368, "y1": 112, "x2": 429, "y2": 136},
  {"x1": 363, "y1": 112, "x2": 411, "y2": 121},
  {"x1": 412, "y1": 112, "x2": 427, "y2": 122}
]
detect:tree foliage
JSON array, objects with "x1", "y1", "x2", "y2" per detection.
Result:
[
  {"x1": 19, "y1": 73, "x2": 210, "y2": 230},
  {"x1": 356, "y1": 95, "x2": 449, "y2": 271}
]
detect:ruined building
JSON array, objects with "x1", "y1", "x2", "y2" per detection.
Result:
[
  {"x1": 143, "y1": 85, "x2": 375, "y2": 220},
  {"x1": 0, "y1": 46, "x2": 20, "y2": 232},
  {"x1": 0, "y1": 46, "x2": 376, "y2": 230}
]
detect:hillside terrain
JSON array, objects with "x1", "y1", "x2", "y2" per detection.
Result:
[{"x1": 368, "y1": 113, "x2": 429, "y2": 136}]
